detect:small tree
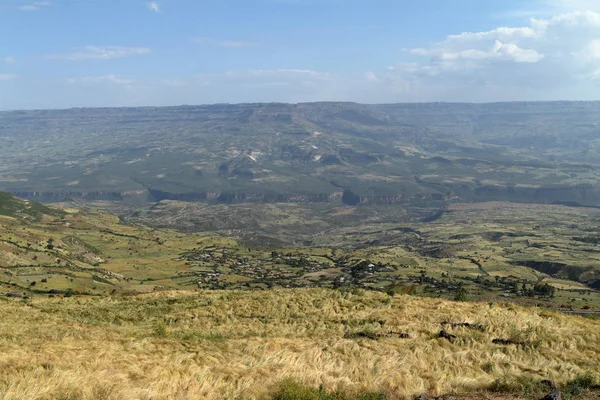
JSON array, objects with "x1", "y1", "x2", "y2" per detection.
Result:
[
  {"x1": 534, "y1": 283, "x2": 556, "y2": 298},
  {"x1": 454, "y1": 288, "x2": 469, "y2": 302}
]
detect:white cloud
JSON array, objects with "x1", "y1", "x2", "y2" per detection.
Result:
[
  {"x1": 65, "y1": 75, "x2": 135, "y2": 86},
  {"x1": 48, "y1": 46, "x2": 152, "y2": 61},
  {"x1": 367, "y1": 11, "x2": 600, "y2": 101},
  {"x1": 0, "y1": 74, "x2": 17, "y2": 81},
  {"x1": 147, "y1": 2, "x2": 160, "y2": 12},
  {"x1": 8, "y1": 1, "x2": 51, "y2": 11},
  {"x1": 2, "y1": 57, "x2": 15, "y2": 64},
  {"x1": 194, "y1": 37, "x2": 261, "y2": 47}
]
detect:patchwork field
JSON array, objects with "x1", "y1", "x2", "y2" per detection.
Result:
[{"x1": 1, "y1": 192, "x2": 599, "y2": 312}]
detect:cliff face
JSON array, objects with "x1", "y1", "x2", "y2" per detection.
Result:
[
  {"x1": 147, "y1": 189, "x2": 341, "y2": 204},
  {"x1": 10, "y1": 182, "x2": 600, "y2": 208},
  {"x1": 11, "y1": 190, "x2": 147, "y2": 202},
  {"x1": 459, "y1": 184, "x2": 600, "y2": 206},
  {"x1": 511, "y1": 260, "x2": 600, "y2": 289}
]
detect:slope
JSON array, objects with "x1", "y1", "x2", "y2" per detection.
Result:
[{"x1": 0, "y1": 289, "x2": 598, "y2": 399}]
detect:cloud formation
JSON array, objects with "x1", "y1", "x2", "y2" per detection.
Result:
[
  {"x1": 0, "y1": 74, "x2": 17, "y2": 81},
  {"x1": 65, "y1": 75, "x2": 135, "y2": 86},
  {"x1": 367, "y1": 11, "x2": 600, "y2": 101},
  {"x1": 2, "y1": 57, "x2": 15, "y2": 64},
  {"x1": 48, "y1": 46, "x2": 153, "y2": 61},
  {"x1": 147, "y1": 2, "x2": 159, "y2": 13},
  {"x1": 7, "y1": 1, "x2": 51, "y2": 11}
]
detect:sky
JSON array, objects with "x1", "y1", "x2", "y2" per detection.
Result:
[{"x1": 2, "y1": 0, "x2": 600, "y2": 109}]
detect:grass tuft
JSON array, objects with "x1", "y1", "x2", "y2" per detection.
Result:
[
  {"x1": 490, "y1": 375, "x2": 546, "y2": 397},
  {"x1": 564, "y1": 373, "x2": 598, "y2": 398},
  {"x1": 272, "y1": 379, "x2": 387, "y2": 400},
  {"x1": 0, "y1": 289, "x2": 597, "y2": 399}
]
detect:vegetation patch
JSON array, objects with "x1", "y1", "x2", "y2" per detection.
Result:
[{"x1": 272, "y1": 379, "x2": 387, "y2": 400}]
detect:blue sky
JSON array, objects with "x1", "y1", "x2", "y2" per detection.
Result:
[{"x1": 1, "y1": 0, "x2": 600, "y2": 109}]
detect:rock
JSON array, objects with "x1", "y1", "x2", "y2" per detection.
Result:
[
  {"x1": 492, "y1": 338, "x2": 526, "y2": 346},
  {"x1": 438, "y1": 330, "x2": 457, "y2": 342},
  {"x1": 441, "y1": 321, "x2": 485, "y2": 331},
  {"x1": 388, "y1": 331, "x2": 411, "y2": 339},
  {"x1": 5, "y1": 292, "x2": 24, "y2": 298}
]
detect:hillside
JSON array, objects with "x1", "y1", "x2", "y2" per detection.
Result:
[
  {"x1": 0, "y1": 192, "x2": 237, "y2": 296},
  {"x1": 0, "y1": 289, "x2": 598, "y2": 400},
  {"x1": 0, "y1": 191, "x2": 64, "y2": 220},
  {"x1": 3, "y1": 102, "x2": 600, "y2": 208},
  {"x1": 0, "y1": 192, "x2": 598, "y2": 312}
]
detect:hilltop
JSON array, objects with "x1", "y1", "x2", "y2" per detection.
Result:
[
  {"x1": 0, "y1": 191, "x2": 64, "y2": 220},
  {"x1": 0, "y1": 289, "x2": 598, "y2": 399}
]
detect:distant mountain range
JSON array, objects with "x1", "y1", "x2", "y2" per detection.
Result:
[{"x1": 2, "y1": 101, "x2": 600, "y2": 206}]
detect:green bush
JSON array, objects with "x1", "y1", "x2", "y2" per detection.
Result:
[
  {"x1": 453, "y1": 288, "x2": 469, "y2": 302},
  {"x1": 153, "y1": 321, "x2": 169, "y2": 338},
  {"x1": 272, "y1": 379, "x2": 387, "y2": 400},
  {"x1": 565, "y1": 373, "x2": 597, "y2": 398},
  {"x1": 482, "y1": 361, "x2": 495, "y2": 373},
  {"x1": 490, "y1": 375, "x2": 545, "y2": 397}
]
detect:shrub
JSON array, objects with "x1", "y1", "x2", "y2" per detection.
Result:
[
  {"x1": 482, "y1": 361, "x2": 495, "y2": 373},
  {"x1": 565, "y1": 373, "x2": 597, "y2": 397},
  {"x1": 153, "y1": 321, "x2": 169, "y2": 338},
  {"x1": 490, "y1": 375, "x2": 545, "y2": 397},
  {"x1": 272, "y1": 379, "x2": 387, "y2": 400},
  {"x1": 453, "y1": 288, "x2": 469, "y2": 302}
]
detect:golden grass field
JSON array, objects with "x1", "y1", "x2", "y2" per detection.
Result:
[{"x1": 0, "y1": 289, "x2": 598, "y2": 400}]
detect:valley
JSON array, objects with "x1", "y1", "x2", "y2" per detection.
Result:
[
  {"x1": 2, "y1": 102, "x2": 600, "y2": 399},
  {"x1": 1, "y1": 192, "x2": 599, "y2": 312}
]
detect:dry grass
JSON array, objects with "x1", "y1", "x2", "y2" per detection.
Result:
[{"x1": 0, "y1": 289, "x2": 599, "y2": 400}]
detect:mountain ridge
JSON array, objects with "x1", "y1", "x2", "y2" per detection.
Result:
[{"x1": 3, "y1": 101, "x2": 600, "y2": 208}]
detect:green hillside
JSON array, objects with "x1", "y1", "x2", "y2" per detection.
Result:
[{"x1": 0, "y1": 191, "x2": 64, "y2": 220}]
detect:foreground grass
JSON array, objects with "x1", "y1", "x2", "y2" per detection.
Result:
[{"x1": 0, "y1": 289, "x2": 598, "y2": 400}]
